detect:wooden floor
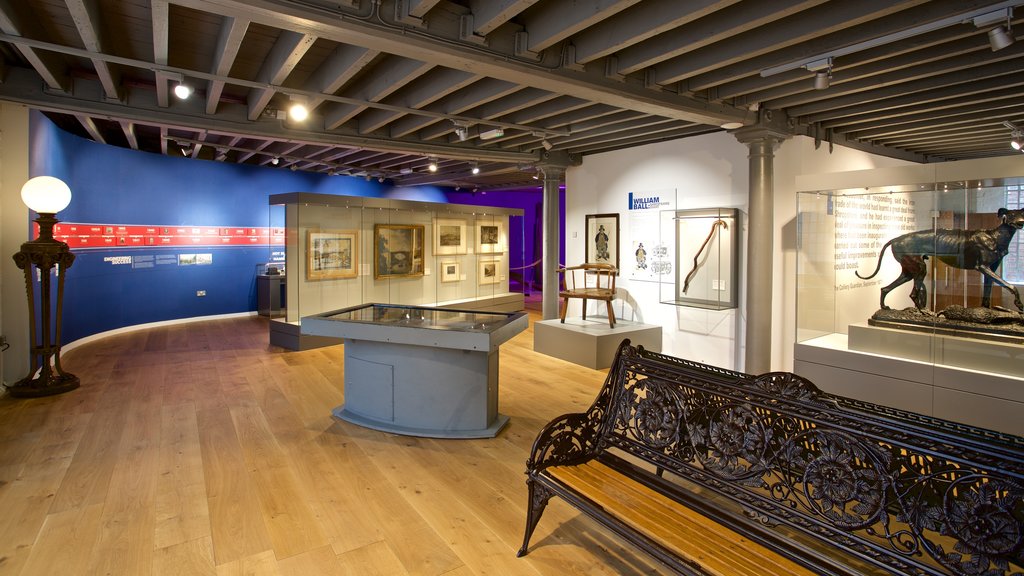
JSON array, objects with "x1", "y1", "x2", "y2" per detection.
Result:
[{"x1": 0, "y1": 313, "x2": 668, "y2": 575}]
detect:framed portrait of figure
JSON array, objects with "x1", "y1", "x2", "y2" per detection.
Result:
[
  {"x1": 440, "y1": 260, "x2": 460, "y2": 282},
  {"x1": 306, "y1": 229, "x2": 358, "y2": 280},
  {"x1": 586, "y1": 213, "x2": 619, "y2": 271},
  {"x1": 478, "y1": 258, "x2": 501, "y2": 285},
  {"x1": 434, "y1": 218, "x2": 468, "y2": 255},
  {"x1": 475, "y1": 220, "x2": 505, "y2": 254},
  {"x1": 374, "y1": 224, "x2": 425, "y2": 279}
]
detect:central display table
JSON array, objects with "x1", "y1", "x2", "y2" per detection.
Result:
[{"x1": 301, "y1": 303, "x2": 528, "y2": 438}]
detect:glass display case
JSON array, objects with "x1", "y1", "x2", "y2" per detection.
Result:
[
  {"x1": 659, "y1": 207, "x2": 741, "y2": 310},
  {"x1": 795, "y1": 177, "x2": 1024, "y2": 434},
  {"x1": 268, "y1": 193, "x2": 524, "y2": 349}
]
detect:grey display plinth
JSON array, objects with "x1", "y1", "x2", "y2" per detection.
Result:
[
  {"x1": 534, "y1": 318, "x2": 662, "y2": 369},
  {"x1": 849, "y1": 322, "x2": 1024, "y2": 375},
  {"x1": 302, "y1": 304, "x2": 527, "y2": 439}
]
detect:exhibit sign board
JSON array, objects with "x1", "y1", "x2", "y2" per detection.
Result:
[{"x1": 626, "y1": 189, "x2": 675, "y2": 282}]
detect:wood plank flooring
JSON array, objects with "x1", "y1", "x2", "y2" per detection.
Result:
[{"x1": 0, "y1": 313, "x2": 668, "y2": 575}]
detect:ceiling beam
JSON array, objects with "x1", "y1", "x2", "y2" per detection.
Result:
[
  {"x1": 305, "y1": 44, "x2": 379, "y2": 112},
  {"x1": 0, "y1": 0, "x2": 69, "y2": 91},
  {"x1": 610, "y1": 0, "x2": 824, "y2": 75},
  {"x1": 246, "y1": 30, "x2": 317, "y2": 121},
  {"x1": 570, "y1": 0, "x2": 738, "y2": 65},
  {"x1": 168, "y1": 0, "x2": 746, "y2": 126},
  {"x1": 356, "y1": 69, "x2": 480, "y2": 134},
  {"x1": 65, "y1": 0, "x2": 121, "y2": 101},
  {"x1": 207, "y1": 15, "x2": 250, "y2": 114},
  {"x1": 466, "y1": 0, "x2": 538, "y2": 36},
  {"x1": 653, "y1": 0, "x2": 924, "y2": 85},
  {"x1": 151, "y1": 0, "x2": 170, "y2": 107},
  {"x1": 516, "y1": 0, "x2": 641, "y2": 54}
]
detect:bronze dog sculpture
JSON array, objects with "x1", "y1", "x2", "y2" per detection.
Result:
[{"x1": 856, "y1": 207, "x2": 1024, "y2": 311}]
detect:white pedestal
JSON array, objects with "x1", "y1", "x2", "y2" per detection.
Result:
[{"x1": 534, "y1": 318, "x2": 662, "y2": 369}]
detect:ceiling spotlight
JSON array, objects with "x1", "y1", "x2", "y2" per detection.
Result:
[
  {"x1": 378, "y1": 176, "x2": 385, "y2": 183},
  {"x1": 1003, "y1": 121, "x2": 1024, "y2": 151},
  {"x1": 288, "y1": 97, "x2": 309, "y2": 122},
  {"x1": 805, "y1": 57, "x2": 832, "y2": 90},
  {"x1": 289, "y1": 165, "x2": 297, "y2": 172},
  {"x1": 1012, "y1": 136, "x2": 1022, "y2": 151},
  {"x1": 399, "y1": 167, "x2": 413, "y2": 174},
  {"x1": 428, "y1": 158, "x2": 438, "y2": 172},
  {"x1": 541, "y1": 139, "x2": 553, "y2": 151},
  {"x1": 989, "y1": 25, "x2": 1015, "y2": 51},
  {"x1": 977, "y1": 8, "x2": 1015, "y2": 51},
  {"x1": 471, "y1": 163, "x2": 480, "y2": 175},
  {"x1": 173, "y1": 82, "x2": 193, "y2": 100},
  {"x1": 721, "y1": 121, "x2": 744, "y2": 130},
  {"x1": 180, "y1": 146, "x2": 192, "y2": 156},
  {"x1": 271, "y1": 157, "x2": 280, "y2": 165}
]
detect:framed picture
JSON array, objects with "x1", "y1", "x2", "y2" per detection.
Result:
[
  {"x1": 434, "y1": 218, "x2": 468, "y2": 255},
  {"x1": 440, "y1": 260, "x2": 460, "y2": 283},
  {"x1": 374, "y1": 224, "x2": 425, "y2": 279},
  {"x1": 478, "y1": 258, "x2": 501, "y2": 285},
  {"x1": 306, "y1": 229, "x2": 358, "y2": 280},
  {"x1": 475, "y1": 220, "x2": 505, "y2": 254},
  {"x1": 585, "y1": 213, "x2": 619, "y2": 271}
]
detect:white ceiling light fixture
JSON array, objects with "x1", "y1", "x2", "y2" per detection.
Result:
[
  {"x1": 471, "y1": 162, "x2": 480, "y2": 175},
  {"x1": 720, "y1": 121, "x2": 744, "y2": 130},
  {"x1": 479, "y1": 127, "x2": 504, "y2": 140},
  {"x1": 173, "y1": 82, "x2": 193, "y2": 100},
  {"x1": 288, "y1": 97, "x2": 309, "y2": 122},
  {"x1": 271, "y1": 157, "x2": 280, "y2": 165},
  {"x1": 428, "y1": 158, "x2": 438, "y2": 172}
]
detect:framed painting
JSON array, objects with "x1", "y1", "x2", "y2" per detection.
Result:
[
  {"x1": 476, "y1": 220, "x2": 505, "y2": 254},
  {"x1": 440, "y1": 260, "x2": 460, "y2": 283},
  {"x1": 585, "y1": 213, "x2": 619, "y2": 271},
  {"x1": 478, "y1": 258, "x2": 501, "y2": 285},
  {"x1": 306, "y1": 229, "x2": 358, "y2": 280},
  {"x1": 374, "y1": 224, "x2": 425, "y2": 279},
  {"x1": 434, "y1": 218, "x2": 468, "y2": 255}
]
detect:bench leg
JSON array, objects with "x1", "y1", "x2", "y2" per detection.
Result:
[
  {"x1": 605, "y1": 299, "x2": 615, "y2": 328},
  {"x1": 517, "y1": 479, "x2": 554, "y2": 557}
]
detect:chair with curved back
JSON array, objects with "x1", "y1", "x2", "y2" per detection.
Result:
[{"x1": 558, "y1": 263, "x2": 617, "y2": 328}]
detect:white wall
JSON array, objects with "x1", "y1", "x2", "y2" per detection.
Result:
[
  {"x1": 567, "y1": 131, "x2": 917, "y2": 372},
  {"x1": 567, "y1": 132, "x2": 750, "y2": 369}
]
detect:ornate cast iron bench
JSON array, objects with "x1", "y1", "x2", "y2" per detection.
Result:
[
  {"x1": 559, "y1": 263, "x2": 617, "y2": 328},
  {"x1": 518, "y1": 340, "x2": 1024, "y2": 575}
]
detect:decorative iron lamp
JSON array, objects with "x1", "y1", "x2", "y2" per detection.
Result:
[{"x1": 11, "y1": 176, "x2": 79, "y2": 397}]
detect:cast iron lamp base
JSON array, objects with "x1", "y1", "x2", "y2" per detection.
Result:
[{"x1": 9, "y1": 372, "x2": 80, "y2": 398}]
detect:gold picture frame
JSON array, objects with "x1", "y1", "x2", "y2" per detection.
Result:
[
  {"x1": 374, "y1": 224, "x2": 425, "y2": 279},
  {"x1": 306, "y1": 229, "x2": 358, "y2": 280}
]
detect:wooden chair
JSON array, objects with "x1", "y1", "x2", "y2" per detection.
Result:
[{"x1": 558, "y1": 263, "x2": 617, "y2": 328}]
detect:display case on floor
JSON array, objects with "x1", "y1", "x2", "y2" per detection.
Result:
[
  {"x1": 268, "y1": 193, "x2": 524, "y2": 349},
  {"x1": 795, "y1": 178, "x2": 1024, "y2": 435}
]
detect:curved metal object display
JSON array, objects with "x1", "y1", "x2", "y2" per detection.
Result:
[{"x1": 682, "y1": 218, "x2": 728, "y2": 294}]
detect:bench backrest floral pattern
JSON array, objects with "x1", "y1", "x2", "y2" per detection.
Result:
[{"x1": 592, "y1": 342, "x2": 1024, "y2": 576}]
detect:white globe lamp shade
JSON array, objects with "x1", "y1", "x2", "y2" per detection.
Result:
[{"x1": 21, "y1": 176, "x2": 72, "y2": 214}]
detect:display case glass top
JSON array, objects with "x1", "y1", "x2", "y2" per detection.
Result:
[{"x1": 317, "y1": 303, "x2": 520, "y2": 332}]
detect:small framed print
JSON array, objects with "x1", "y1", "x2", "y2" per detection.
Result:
[
  {"x1": 306, "y1": 229, "x2": 358, "y2": 280},
  {"x1": 478, "y1": 258, "x2": 501, "y2": 285},
  {"x1": 475, "y1": 221, "x2": 505, "y2": 254},
  {"x1": 434, "y1": 218, "x2": 468, "y2": 255},
  {"x1": 585, "y1": 213, "x2": 619, "y2": 271},
  {"x1": 440, "y1": 260, "x2": 460, "y2": 283},
  {"x1": 374, "y1": 224, "x2": 425, "y2": 279}
]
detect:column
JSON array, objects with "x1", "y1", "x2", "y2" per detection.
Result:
[
  {"x1": 539, "y1": 165, "x2": 564, "y2": 320},
  {"x1": 734, "y1": 125, "x2": 789, "y2": 374}
]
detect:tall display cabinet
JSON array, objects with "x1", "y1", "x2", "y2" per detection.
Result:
[
  {"x1": 795, "y1": 177, "x2": 1024, "y2": 435},
  {"x1": 268, "y1": 193, "x2": 524, "y2": 349}
]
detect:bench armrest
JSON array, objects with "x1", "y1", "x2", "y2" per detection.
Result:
[{"x1": 525, "y1": 411, "x2": 603, "y2": 473}]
